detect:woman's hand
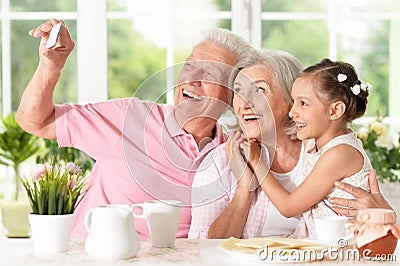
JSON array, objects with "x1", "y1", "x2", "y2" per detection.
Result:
[{"x1": 227, "y1": 131, "x2": 258, "y2": 191}]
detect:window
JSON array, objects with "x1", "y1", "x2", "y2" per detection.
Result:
[
  {"x1": 258, "y1": 0, "x2": 400, "y2": 121},
  {"x1": 2, "y1": 0, "x2": 398, "y2": 119},
  {"x1": 107, "y1": 0, "x2": 232, "y2": 103},
  {"x1": 0, "y1": 1, "x2": 399, "y2": 195},
  {"x1": 1, "y1": 1, "x2": 77, "y2": 117}
]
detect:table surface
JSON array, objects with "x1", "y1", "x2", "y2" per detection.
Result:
[{"x1": 0, "y1": 236, "x2": 399, "y2": 265}]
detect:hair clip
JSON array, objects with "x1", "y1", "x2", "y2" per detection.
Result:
[
  {"x1": 350, "y1": 84, "x2": 361, "y2": 95},
  {"x1": 360, "y1": 81, "x2": 372, "y2": 92},
  {"x1": 350, "y1": 81, "x2": 372, "y2": 96},
  {"x1": 337, "y1": 73, "x2": 347, "y2": 82}
]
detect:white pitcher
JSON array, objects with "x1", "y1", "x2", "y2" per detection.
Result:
[{"x1": 84, "y1": 204, "x2": 140, "y2": 259}]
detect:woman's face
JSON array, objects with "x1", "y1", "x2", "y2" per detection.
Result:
[{"x1": 233, "y1": 64, "x2": 291, "y2": 142}]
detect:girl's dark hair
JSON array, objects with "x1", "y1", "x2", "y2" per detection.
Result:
[{"x1": 299, "y1": 58, "x2": 369, "y2": 123}]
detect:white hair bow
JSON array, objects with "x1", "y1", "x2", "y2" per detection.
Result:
[{"x1": 337, "y1": 73, "x2": 347, "y2": 82}]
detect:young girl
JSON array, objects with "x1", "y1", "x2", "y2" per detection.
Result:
[{"x1": 237, "y1": 58, "x2": 372, "y2": 238}]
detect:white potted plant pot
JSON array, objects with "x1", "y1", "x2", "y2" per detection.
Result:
[{"x1": 29, "y1": 213, "x2": 74, "y2": 253}]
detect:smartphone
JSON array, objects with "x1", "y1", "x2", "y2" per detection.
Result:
[{"x1": 46, "y1": 22, "x2": 62, "y2": 49}]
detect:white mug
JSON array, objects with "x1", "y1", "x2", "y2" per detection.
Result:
[
  {"x1": 132, "y1": 200, "x2": 181, "y2": 248},
  {"x1": 314, "y1": 216, "x2": 351, "y2": 245}
]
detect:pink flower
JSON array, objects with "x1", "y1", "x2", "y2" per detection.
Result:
[{"x1": 31, "y1": 164, "x2": 50, "y2": 182}]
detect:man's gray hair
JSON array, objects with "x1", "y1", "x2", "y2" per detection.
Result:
[
  {"x1": 197, "y1": 28, "x2": 252, "y2": 62},
  {"x1": 194, "y1": 28, "x2": 252, "y2": 105},
  {"x1": 234, "y1": 48, "x2": 304, "y2": 139}
]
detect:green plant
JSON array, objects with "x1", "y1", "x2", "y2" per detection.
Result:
[
  {"x1": 356, "y1": 113, "x2": 400, "y2": 182},
  {"x1": 36, "y1": 139, "x2": 94, "y2": 175},
  {"x1": 0, "y1": 113, "x2": 41, "y2": 201},
  {"x1": 21, "y1": 162, "x2": 88, "y2": 215}
]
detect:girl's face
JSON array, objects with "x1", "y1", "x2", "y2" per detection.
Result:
[
  {"x1": 289, "y1": 75, "x2": 333, "y2": 143},
  {"x1": 233, "y1": 64, "x2": 290, "y2": 142}
]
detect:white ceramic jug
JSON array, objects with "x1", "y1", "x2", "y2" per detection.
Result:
[{"x1": 84, "y1": 204, "x2": 140, "y2": 259}]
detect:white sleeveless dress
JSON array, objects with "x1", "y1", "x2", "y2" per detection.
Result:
[{"x1": 292, "y1": 132, "x2": 372, "y2": 239}]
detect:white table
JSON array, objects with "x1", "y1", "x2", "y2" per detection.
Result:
[{"x1": 0, "y1": 236, "x2": 399, "y2": 265}]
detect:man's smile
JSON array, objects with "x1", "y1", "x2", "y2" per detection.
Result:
[{"x1": 182, "y1": 89, "x2": 204, "y2": 101}]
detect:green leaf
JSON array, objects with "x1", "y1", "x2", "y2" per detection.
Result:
[
  {"x1": 0, "y1": 113, "x2": 42, "y2": 201},
  {"x1": 48, "y1": 181, "x2": 56, "y2": 215}
]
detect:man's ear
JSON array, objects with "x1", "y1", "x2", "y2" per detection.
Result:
[{"x1": 329, "y1": 101, "x2": 346, "y2": 120}]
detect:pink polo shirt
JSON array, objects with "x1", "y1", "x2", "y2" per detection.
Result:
[{"x1": 55, "y1": 97, "x2": 227, "y2": 240}]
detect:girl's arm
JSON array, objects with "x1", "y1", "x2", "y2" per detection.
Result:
[{"x1": 247, "y1": 142, "x2": 364, "y2": 218}]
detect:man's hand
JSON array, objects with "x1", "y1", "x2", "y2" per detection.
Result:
[
  {"x1": 29, "y1": 18, "x2": 75, "y2": 69},
  {"x1": 329, "y1": 170, "x2": 394, "y2": 218}
]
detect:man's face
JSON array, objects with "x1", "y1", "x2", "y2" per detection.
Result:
[{"x1": 174, "y1": 41, "x2": 237, "y2": 126}]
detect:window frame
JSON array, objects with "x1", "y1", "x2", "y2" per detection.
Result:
[{"x1": 0, "y1": 0, "x2": 399, "y2": 125}]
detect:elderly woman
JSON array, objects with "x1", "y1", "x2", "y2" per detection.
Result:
[{"x1": 189, "y1": 48, "x2": 393, "y2": 239}]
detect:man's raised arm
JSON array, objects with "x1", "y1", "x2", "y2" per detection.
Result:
[{"x1": 16, "y1": 18, "x2": 75, "y2": 139}]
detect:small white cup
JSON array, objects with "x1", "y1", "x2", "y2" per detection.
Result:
[
  {"x1": 132, "y1": 200, "x2": 181, "y2": 248},
  {"x1": 314, "y1": 216, "x2": 350, "y2": 245}
]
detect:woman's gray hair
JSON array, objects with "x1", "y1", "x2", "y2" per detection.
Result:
[{"x1": 234, "y1": 48, "x2": 304, "y2": 139}]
